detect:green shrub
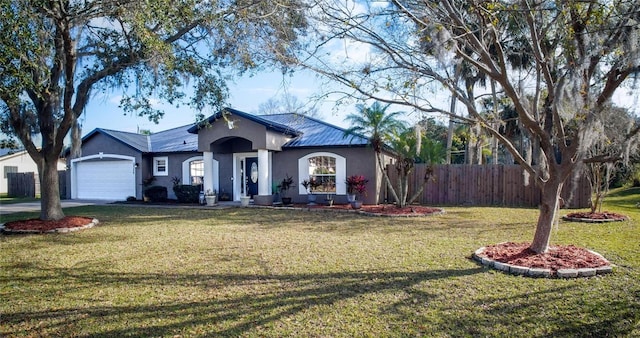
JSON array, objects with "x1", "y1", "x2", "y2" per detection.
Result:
[
  {"x1": 173, "y1": 184, "x2": 202, "y2": 203},
  {"x1": 144, "y1": 185, "x2": 167, "y2": 202}
]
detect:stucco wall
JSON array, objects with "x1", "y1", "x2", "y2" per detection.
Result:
[
  {"x1": 271, "y1": 146, "x2": 379, "y2": 205},
  {"x1": 197, "y1": 116, "x2": 290, "y2": 153},
  {"x1": 148, "y1": 152, "x2": 203, "y2": 199}
]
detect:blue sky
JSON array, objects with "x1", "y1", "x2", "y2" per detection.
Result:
[{"x1": 79, "y1": 68, "x2": 352, "y2": 136}]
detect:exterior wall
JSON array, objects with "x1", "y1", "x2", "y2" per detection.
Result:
[
  {"x1": 68, "y1": 133, "x2": 144, "y2": 199},
  {"x1": 1, "y1": 151, "x2": 65, "y2": 194},
  {"x1": 147, "y1": 152, "x2": 202, "y2": 199},
  {"x1": 197, "y1": 116, "x2": 289, "y2": 152},
  {"x1": 271, "y1": 146, "x2": 378, "y2": 205}
]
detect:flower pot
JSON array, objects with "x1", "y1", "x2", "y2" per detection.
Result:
[
  {"x1": 347, "y1": 194, "x2": 356, "y2": 203},
  {"x1": 307, "y1": 194, "x2": 317, "y2": 205},
  {"x1": 240, "y1": 196, "x2": 251, "y2": 207},
  {"x1": 351, "y1": 201, "x2": 362, "y2": 209},
  {"x1": 281, "y1": 197, "x2": 292, "y2": 205},
  {"x1": 205, "y1": 195, "x2": 217, "y2": 206}
]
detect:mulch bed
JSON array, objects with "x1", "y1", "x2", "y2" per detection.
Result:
[
  {"x1": 1, "y1": 216, "x2": 96, "y2": 233},
  {"x1": 563, "y1": 211, "x2": 629, "y2": 222},
  {"x1": 477, "y1": 242, "x2": 610, "y2": 271}
]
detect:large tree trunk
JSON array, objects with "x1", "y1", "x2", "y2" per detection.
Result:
[
  {"x1": 530, "y1": 179, "x2": 564, "y2": 253},
  {"x1": 39, "y1": 156, "x2": 65, "y2": 221}
]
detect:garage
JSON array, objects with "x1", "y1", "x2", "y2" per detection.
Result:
[{"x1": 74, "y1": 158, "x2": 135, "y2": 200}]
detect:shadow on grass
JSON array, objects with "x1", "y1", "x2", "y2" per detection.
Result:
[
  {"x1": 1, "y1": 267, "x2": 482, "y2": 336},
  {"x1": 4, "y1": 265, "x2": 638, "y2": 337}
]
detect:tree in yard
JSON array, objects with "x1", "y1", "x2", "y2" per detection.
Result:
[
  {"x1": 0, "y1": 0, "x2": 307, "y2": 220},
  {"x1": 295, "y1": 0, "x2": 640, "y2": 253},
  {"x1": 344, "y1": 101, "x2": 445, "y2": 207}
]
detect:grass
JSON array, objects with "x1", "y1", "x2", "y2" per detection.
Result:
[
  {"x1": 1, "y1": 190, "x2": 639, "y2": 337},
  {"x1": 0, "y1": 194, "x2": 39, "y2": 205}
]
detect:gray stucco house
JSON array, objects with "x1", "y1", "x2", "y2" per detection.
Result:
[{"x1": 68, "y1": 108, "x2": 386, "y2": 204}]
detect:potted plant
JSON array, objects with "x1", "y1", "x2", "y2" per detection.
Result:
[
  {"x1": 204, "y1": 189, "x2": 217, "y2": 206},
  {"x1": 279, "y1": 174, "x2": 294, "y2": 205},
  {"x1": 346, "y1": 175, "x2": 368, "y2": 208},
  {"x1": 301, "y1": 178, "x2": 321, "y2": 205},
  {"x1": 321, "y1": 179, "x2": 336, "y2": 206}
]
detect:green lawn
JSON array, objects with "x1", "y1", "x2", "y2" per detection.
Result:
[
  {"x1": 0, "y1": 194, "x2": 39, "y2": 205},
  {"x1": 1, "y1": 190, "x2": 639, "y2": 337}
]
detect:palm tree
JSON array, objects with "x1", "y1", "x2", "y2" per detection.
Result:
[{"x1": 344, "y1": 102, "x2": 406, "y2": 206}]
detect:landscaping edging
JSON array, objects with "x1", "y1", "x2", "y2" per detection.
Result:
[
  {"x1": 562, "y1": 215, "x2": 629, "y2": 223},
  {"x1": 0, "y1": 218, "x2": 100, "y2": 234},
  {"x1": 472, "y1": 246, "x2": 613, "y2": 278}
]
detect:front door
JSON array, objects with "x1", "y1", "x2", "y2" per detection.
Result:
[{"x1": 245, "y1": 157, "x2": 259, "y2": 198}]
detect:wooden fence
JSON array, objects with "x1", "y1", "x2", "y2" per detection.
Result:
[
  {"x1": 387, "y1": 164, "x2": 591, "y2": 208},
  {"x1": 7, "y1": 171, "x2": 67, "y2": 198}
]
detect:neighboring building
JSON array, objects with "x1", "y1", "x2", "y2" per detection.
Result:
[
  {"x1": 68, "y1": 108, "x2": 387, "y2": 204},
  {"x1": 0, "y1": 149, "x2": 66, "y2": 194}
]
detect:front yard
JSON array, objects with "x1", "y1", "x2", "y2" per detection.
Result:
[{"x1": 1, "y1": 190, "x2": 639, "y2": 337}]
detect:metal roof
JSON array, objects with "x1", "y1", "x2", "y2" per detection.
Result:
[
  {"x1": 150, "y1": 124, "x2": 198, "y2": 153},
  {"x1": 84, "y1": 125, "x2": 198, "y2": 153},
  {"x1": 260, "y1": 114, "x2": 369, "y2": 148},
  {"x1": 87, "y1": 128, "x2": 150, "y2": 152},
  {"x1": 84, "y1": 109, "x2": 369, "y2": 153}
]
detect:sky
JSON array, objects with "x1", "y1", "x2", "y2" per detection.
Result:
[{"x1": 79, "y1": 68, "x2": 346, "y2": 136}]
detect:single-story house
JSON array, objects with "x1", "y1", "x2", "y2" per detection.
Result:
[
  {"x1": 1, "y1": 149, "x2": 66, "y2": 194},
  {"x1": 67, "y1": 108, "x2": 388, "y2": 204}
]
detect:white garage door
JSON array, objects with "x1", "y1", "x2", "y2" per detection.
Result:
[{"x1": 76, "y1": 160, "x2": 135, "y2": 200}]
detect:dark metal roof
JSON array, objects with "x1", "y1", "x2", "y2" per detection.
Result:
[
  {"x1": 84, "y1": 125, "x2": 198, "y2": 153},
  {"x1": 150, "y1": 124, "x2": 198, "y2": 153},
  {"x1": 260, "y1": 114, "x2": 369, "y2": 148},
  {"x1": 85, "y1": 128, "x2": 150, "y2": 152}
]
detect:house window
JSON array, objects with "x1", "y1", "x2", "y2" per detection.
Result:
[
  {"x1": 153, "y1": 157, "x2": 169, "y2": 176},
  {"x1": 3, "y1": 166, "x2": 18, "y2": 179},
  {"x1": 309, "y1": 156, "x2": 336, "y2": 193},
  {"x1": 298, "y1": 152, "x2": 346, "y2": 195},
  {"x1": 189, "y1": 160, "x2": 204, "y2": 185}
]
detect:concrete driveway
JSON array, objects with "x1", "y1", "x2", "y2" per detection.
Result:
[{"x1": 0, "y1": 199, "x2": 114, "y2": 216}]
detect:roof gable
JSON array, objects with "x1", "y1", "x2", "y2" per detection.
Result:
[
  {"x1": 188, "y1": 108, "x2": 300, "y2": 136},
  {"x1": 83, "y1": 125, "x2": 198, "y2": 154}
]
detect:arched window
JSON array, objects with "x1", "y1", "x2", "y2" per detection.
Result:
[{"x1": 298, "y1": 152, "x2": 346, "y2": 195}]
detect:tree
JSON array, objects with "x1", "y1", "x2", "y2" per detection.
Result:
[
  {"x1": 344, "y1": 101, "x2": 406, "y2": 205},
  {"x1": 344, "y1": 101, "x2": 444, "y2": 207},
  {"x1": 0, "y1": 0, "x2": 307, "y2": 220},
  {"x1": 296, "y1": 0, "x2": 640, "y2": 253},
  {"x1": 583, "y1": 106, "x2": 640, "y2": 213},
  {"x1": 256, "y1": 93, "x2": 321, "y2": 118}
]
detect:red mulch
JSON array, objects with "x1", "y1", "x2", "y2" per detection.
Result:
[
  {"x1": 564, "y1": 211, "x2": 628, "y2": 221},
  {"x1": 305, "y1": 203, "x2": 442, "y2": 215},
  {"x1": 3, "y1": 216, "x2": 94, "y2": 232},
  {"x1": 478, "y1": 242, "x2": 610, "y2": 271}
]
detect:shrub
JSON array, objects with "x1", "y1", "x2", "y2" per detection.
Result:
[
  {"x1": 126, "y1": 196, "x2": 137, "y2": 202},
  {"x1": 173, "y1": 184, "x2": 202, "y2": 203},
  {"x1": 144, "y1": 185, "x2": 168, "y2": 202}
]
